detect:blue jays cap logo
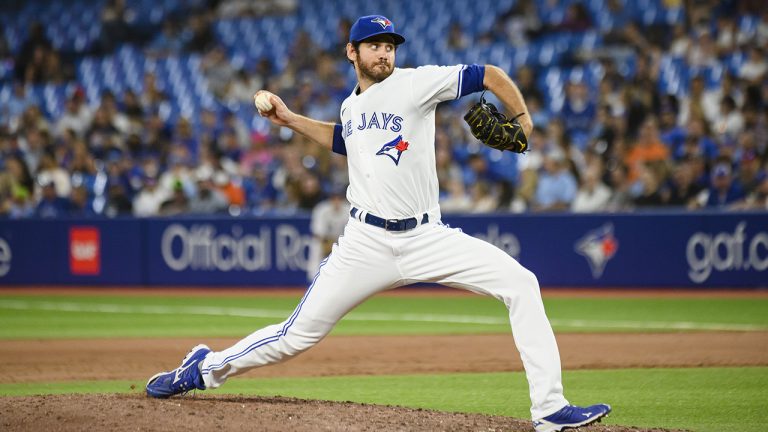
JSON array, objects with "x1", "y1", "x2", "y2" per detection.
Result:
[
  {"x1": 371, "y1": 16, "x2": 392, "y2": 29},
  {"x1": 350, "y1": 15, "x2": 406, "y2": 45},
  {"x1": 376, "y1": 135, "x2": 409, "y2": 165},
  {"x1": 574, "y1": 223, "x2": 619, "y2": 278}
]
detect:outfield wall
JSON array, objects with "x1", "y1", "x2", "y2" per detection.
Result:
[{"x1": 0, "y1": 212, "x2": 766, "y2": 288}]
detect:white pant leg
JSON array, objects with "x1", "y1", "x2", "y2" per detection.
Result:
[
  {"x1": 201, "y1": 220, "x2": 400, "y2": 388},
  {"x1": 395, "y1": 223, "x2": 568, "y2": 420}
]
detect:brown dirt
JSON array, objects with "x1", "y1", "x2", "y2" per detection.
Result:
[
  {"x1": 0, "y1": 394, "x2": 686, "y2": 432},
  {"x1": 2, "y1": 288, "x2": 765, "y2": 431},
  {"x1": 1, "y1": 333, "x2": 765, "y2": 431},
  {"x1": 1, "y1": 332, "x2": 767, "y2": 384}
]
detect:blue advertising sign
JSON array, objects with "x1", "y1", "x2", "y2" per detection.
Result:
[
  {"x1": 0, "y1": 219, "x2": 143, "y2": 285},
  {"x1": 0, "y1": 212, "x2": 765, "y2": 288}
]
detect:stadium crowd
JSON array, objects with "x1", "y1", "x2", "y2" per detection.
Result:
[{"x1": 0, "y1": 0, "x2": 767, "y2": 219}]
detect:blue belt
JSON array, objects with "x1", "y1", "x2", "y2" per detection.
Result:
[{"x1": 350, "y1": 207, "x2": 429, "y2": 232}]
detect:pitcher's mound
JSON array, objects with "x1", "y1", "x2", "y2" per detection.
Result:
[{"x1": 1, "y1": 393, "x2": 685, "y2": 432}]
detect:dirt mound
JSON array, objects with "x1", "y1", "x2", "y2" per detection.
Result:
[
  {"x1": 1, "y1": 393, "x2": 685, "y2": 432},
  {"x1": 3, "y1": 332, "x2": 767, "y2": 384}
]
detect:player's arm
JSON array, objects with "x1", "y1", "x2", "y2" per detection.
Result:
[
  {"x1": 482, "y1": 65, "x2": 533, "y2": 137},
  {"x1": 254, "y1": 91, "x2": 339, "y2": 151}
]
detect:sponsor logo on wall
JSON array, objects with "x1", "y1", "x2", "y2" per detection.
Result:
[
  {"x1": 70, "y1": 227, "x2": 101, "y2": 275},
  {"x1": 575, "y1": 223, "x2": 619, "y2": 279},
  {"x1": 686, "y1": 222, "x2": 768, "y2": 283},
  {"x1": 472, "y1": 224, "x2": 521, "y2": 259},
  {"x1": 160, "y1": 224, "x2": 311, "y2": 272},
  {"x1": 0, "y1": 237, "x2": 11, "y2": 277}
]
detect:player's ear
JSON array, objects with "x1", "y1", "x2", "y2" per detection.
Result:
[{"x1": 346, "y1": 42, "x2": 356, "y2": 64}]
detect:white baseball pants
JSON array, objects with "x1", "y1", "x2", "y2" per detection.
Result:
[{"x1": 200, "y1": 217, "x2": 569, "y2": 419}]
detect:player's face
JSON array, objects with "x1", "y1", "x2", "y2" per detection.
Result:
[{"x1": 355, "y1": 38, "x2": 396, "y2": 82}]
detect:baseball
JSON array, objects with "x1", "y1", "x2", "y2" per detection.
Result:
[{"x1": 254, "y1": 92, "x2": 273, "y2": 112}]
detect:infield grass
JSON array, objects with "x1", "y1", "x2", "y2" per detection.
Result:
[
  {"x1": 1, "y1": 367, "x2": 765, "y2": 432},
  {"x1": 1, "y1": 293, "x2": 767, "y2": 338}
]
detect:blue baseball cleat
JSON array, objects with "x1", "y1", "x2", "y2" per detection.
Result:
[
  {"x1": 146, "y1": 344, "x2": 211, "y2": 398},
  {"x1": 533, "y1": 403, "x2": 612, "y2": 432}
]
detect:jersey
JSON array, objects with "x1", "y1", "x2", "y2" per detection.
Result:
[{"x1": 333, "y1": 64, "x2": 484, "y2": 219}]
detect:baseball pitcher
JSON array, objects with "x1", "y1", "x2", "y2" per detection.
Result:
[{"x1": 146, "y1": 15, "x2": 611, "y2": 432}]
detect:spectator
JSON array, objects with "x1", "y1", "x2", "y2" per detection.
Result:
[
  {"x1": 201, "y1": 46, "x2": 236, "y2": 99},
  {"x1": 739, "y1": 46, "x2": 767, "y2": 84},
  {"x1": 295, "y1": 172, "x2": 324, "y2": 211},
  {"x1": 713, "y1": 95, "x2": 744, "y2": 142},
  {"x1": 35, "y1": 153, "x2": 71, "y2": 198},
  {"x1": 85, "y1": 106, "x2": 122, "y2": 159},
  {"x1": 7, "y1": 183, "x2": 35, "y2": 219},
  {"x1": 147, "y1": 20, "x2": 185, "y2": 57},
  {"x1": 678, "y1": 116, "x2": 718, "y2": 161},
  {"x1": 533, "y1": 150, "x2": 578, "y2": 212},
  {"x1": 632, "y1": 163, "x2": 667, "y2": 208},
  {"x1": 500, "y1": 0, "x2": 542, "y2": 46},
  {"x1": 189, "y1": 168, "x2": 229, "y2": 215},
  {"x1": 133, "y1": 176, "x2": 166, "y2": 217},
  {"x1": 734, "y1": 176, "x2": 768, "y2": 210},
  {"x1": 687, "y1": 28, "x2": 718, "y2": 68},
  {"x1": 159, "y1": 181, "x2": 190, "y2": 216},
  {"x1": 243, "y1": 166, "x2": 277, "y2": 214},
  {"x1": 692, "y1": 161, "x2": 745, "y2": 208},
  {"x1": 184, "y1": 12, "x2": 216, "y2": 53},
  {"x1": 736, "y1": 147, "x2": 765, "y2": 196},
  {"x1": 604, "y1": 163, "x2": 633, "y2": 211},
  {"x1": 572, "y1": 165, "x2": 611, "y2": 212},
  {"x1": 121, "y1": 90, "x2": 145, "y2": 124},
  {"x1": 140, "y1": 72, "x2": 170, "y2": 113},
  {"x1": 560, "y1": 80, "x2": 596, "y2": 149},
  {"x1": 669, "y1": 23, "x2": 691, "y2": 57},
  {"x1": 679, "y1": 75, "x2": 712, "y2": 126},
  {"x1": 307, "y1": 187, "x2": 348, "y2": 280},
  {"x1": 663, "y1": 159, "x2": 703, "y2": 207},
  {"x1": 226, "y1": 69, "x2": 264, "y2": 104},
  {"x1": 34, "y1": 176, "x2": 70, "y2": 218},
  {"x1": 515, "y1": 66, "x2": 544, "y2": 104},
  {"x1": 69, "y1": 185, "x2": 97, "y2": 218},
  {"x1": 214, "y1": 171, "x2": 245, "y2": 208},
  {"x1": 54, "y1": 94, "x2": 92, "y2": 139},
  {"x1": 4, "y1": 84, "x2": 37, "y2": 130},
  {"x1": 98, "y1": 0, "x2": 133, "y2": 53},
  {"x1": 556, "y1": 2, "x2": 592, "y2": 32},
  {"x1": 240, "y1": 133, "x2": 274, "y2": 175},
  {"x1": 13, "y1": 21, "x2": 53, "y2": 83},
  {"x1": 19, "y1": 128, "x2": 49, "y2": 174},
  {"x1": 625, "y1": 117, "x2": 670, "y2": 182},
  {"x1": 440, "y1": 179, "x2": 472, "y2": 213},
  {"x1": 469, "y1": 180, "x2": 498, "y2": 213},
  {"x1": 447, "y1": 23, "x2": 469, "y2": 50}
]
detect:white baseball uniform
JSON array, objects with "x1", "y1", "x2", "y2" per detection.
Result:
[{"x1": 200, "y1": 65, "x2": 569, "y2": 420}]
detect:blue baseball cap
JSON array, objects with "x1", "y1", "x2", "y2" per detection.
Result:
[{"x1": 349, "y1": 15, "x2": 405, "y2": 45}]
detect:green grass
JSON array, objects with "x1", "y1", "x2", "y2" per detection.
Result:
[
  {"x1": 1, "y1": 294, "x2": 767, "y2": 338},
  {"x1": 1, "y1": 367, "x2": 766, "y2": 432}
]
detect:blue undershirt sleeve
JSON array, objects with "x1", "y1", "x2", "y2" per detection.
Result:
[
  {"x1": 458, "y1": 64, "x2": 485, "y2": 98},
  {"x1": 332, "y1": 124, "x2": 347, "y2": 156}
]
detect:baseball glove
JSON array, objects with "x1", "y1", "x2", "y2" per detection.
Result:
[{"x1": 464, "y1": 93, "x2": 529, "y2": 153}]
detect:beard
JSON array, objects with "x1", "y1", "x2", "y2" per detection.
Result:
[{"x1": 357, "y1": 55, "x2": 394, "y2": 83}]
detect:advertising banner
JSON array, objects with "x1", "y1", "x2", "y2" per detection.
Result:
[
  {"x1": 0, "y1": 219, "x2": 143, "y2": 285},
  {"x1": 145, "y1": 218, "x2": 312, "y2": 286},
  {"x1": 0, "y1": 212, "x2": 765, "y2": 287}
]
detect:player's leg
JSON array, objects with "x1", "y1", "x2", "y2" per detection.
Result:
[
  {"x1": 395, "y1": 223, "x2": 568, "y2": 420},
  {"x1": 199, "y1": 220, "x2": 401, "y2": 389}
]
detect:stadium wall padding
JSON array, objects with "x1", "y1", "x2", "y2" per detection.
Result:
[{"x1": 0, "y1": 212, "x2": 766, "y2": 288}]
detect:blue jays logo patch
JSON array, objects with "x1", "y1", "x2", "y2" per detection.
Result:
[
  {"x1": 574, "y1": 223, "x2": 619, "y2": 279},
  {"x1": 371, "y1": 17, "x2": 392, "y2": 29},
  {"x1": 376, "y1": 135, "x2": 409, "y2": 165}
]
